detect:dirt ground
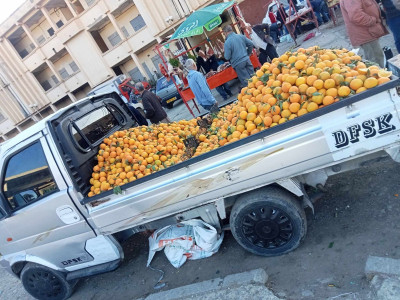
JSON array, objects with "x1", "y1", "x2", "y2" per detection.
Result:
[{"x1": 1, "y1": 12, "x2": 400, "y2": 300}]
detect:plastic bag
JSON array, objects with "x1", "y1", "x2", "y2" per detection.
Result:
[{"x1": 147, "y1": 219, "x2": 224, "y2": 268}]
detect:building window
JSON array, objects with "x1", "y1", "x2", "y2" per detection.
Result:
[
  {"x1": 19, "y1": 49, "x2": 29, "y2": 59},
  {"x1": 48, "y1": 28, "x2": 55, "y2": 36},
  {"x1": 37, "y1": 35, "x2": 45, "y2": 44},
  {"x1": 51, "y1": 75, "x2": 59, "y2": 85},
  {"x1": 85, "y1": 0, "x2": 96, "y2": 7},
  {"x1": 70, "y1": 61, "x2": 79, "y2": 73},
  {"x1": 107, "y1": 32, "x2": 122, "y2": 47},
  {"x1": 121, "y1": 26, "x2": 129, "y2": 38},
  {"x1": 130, "y1": 15, "x2": 146, "y2": 32},
  {"x1": 56, "y1": 20, "x2": 64, "y2": 28},
  {"x1": 128, "y1": 67, "x2": 145, "y2": 82},
  {"x1": 2, "y1": 142, "x2": 59, "y2": 211},
  {"x1": 30, "y1": 43, "x2": 35, "y2": 50},
  {"x1": 41, "y1": 80, "x2": 51, "y2": 91},
  {"x1": 59, "y1": 68, "x2": 70, "y2": 80},
  {"x1": 0, "y1": 112, "x2": 5, "y2": 122}
]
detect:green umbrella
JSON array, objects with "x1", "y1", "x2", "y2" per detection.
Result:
[{"x1": 169, "y1": 1, "x2": 235, "y2": 41}]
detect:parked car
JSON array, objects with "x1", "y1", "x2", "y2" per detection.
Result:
[{"x1": 155, "y1": 75, "x2": 184, "y2": 109}]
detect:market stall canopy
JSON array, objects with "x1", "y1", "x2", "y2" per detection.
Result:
[{"x1": 168, "y1": 1, "x2": 235, "y2": 41}]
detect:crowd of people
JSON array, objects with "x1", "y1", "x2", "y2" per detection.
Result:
[{"x1": 130, "y1": 0, "x2": 400, "y2": 123}]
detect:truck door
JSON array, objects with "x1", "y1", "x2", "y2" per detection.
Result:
[{"x1": 0, "y1": 131, "x2": 96, "y2": 270}]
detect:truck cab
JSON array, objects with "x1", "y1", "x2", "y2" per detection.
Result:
[{"x1": 0, "y1": 92, "x2": 136, "y2": 300}]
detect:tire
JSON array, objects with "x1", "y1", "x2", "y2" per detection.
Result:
[
  {"x1": 230, "y1": 186, "x2": 307, "y2": 256},
  {"x1": 166, "y1": 102, "x2": 174, "y2": 109},
  {"x1": 21, "y1": 263, "x2": 74, "y2": 300}
]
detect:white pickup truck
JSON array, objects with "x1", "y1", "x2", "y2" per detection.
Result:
[{"x1": 1, "y1": 78, "x2": 400, "y2": 300}]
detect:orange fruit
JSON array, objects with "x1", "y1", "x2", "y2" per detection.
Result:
[
  {"x1": 356, "y1": 87, "x2": 367, "y2": 93},
  {"x1": 324, "y1": 79, "x2": 336, "y2": 89},
  {"x1": 296, "y1": 77, "x2": 306, "y2": 86},
  {"x1": 364, "y1": 77, "x2": 378, "y2": 89},
  {"x1": 378, "y1": 69, "x2": 392, "y2": 78},
  {"x1": 298, "y1": 84, "x2": 309, "y2": 94},
  {"x1": 338, "y1": 86, "x2": 351, "y2": 97},
  {"x1": 349, "y1": 78, "x2": 363, "y2": 91},
  {"x1": 294, "y1": 60, "x2": 305, "y2": 70},
  {"x1": 326, "y1": 88, "x2": 338, "y2": 97},
  {"x1": 311, "y1": 93, "x2": 324, "y2": 104},
  {"x1": 313, "y1": 79, "x2": 324, "y2": 89},
  {"x1": 323, "y1": 96, "x2": 334, "y2": 106},
  {"x1": 289, "y1": 102, "x2": 300, "y2": 113},
  {"x1": 239, "y1": 110, "x2": 248, "y2": 120},
  {"x1": 289, "y1": 93, "x2": 301, "y2": 103},
  {"x1": 378, "y1": 77, "x2": 390, "y2": 85},
  {"x1": 319, "y1": 71, "x2": 331, "y2": 81},
  {"x1": 271, "y1": 105, "x2": 281, "y2": 115},
  {"x1": 307, "y1": 102, "x2": 319, "y2": 112},
  {"x1": 247, "y1": 112, "x2": 256, "y2": 121},
  {"x1": 306, "y1": 86, "x2": 317, "y2": 97},
  {"x1": 248, "y1": 105, "x2": 258, "y2": 113},
  {"x1": 263, "y1": 116, "x2": 272, "y2": 127},
  {"x1": 297, "y1": 108, "x2": 308, "y2": 116}
]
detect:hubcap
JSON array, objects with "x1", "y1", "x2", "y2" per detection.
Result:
[
  {"x1": 27, "y1": 270, "x2": 63, "y2": 299},
  {"x1": 241, "y1": 206, "x2": 293, "y2": 249}
]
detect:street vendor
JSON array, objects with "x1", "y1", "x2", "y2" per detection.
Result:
[
  {"x1": 222, "y1": 24, "x2": 254, "y2": 88},
  {"x1": 185, "y1": 59, "x2": 218, "y2": 112},
  {"x1": 195, "y1": 47, "x2": 233, "y2": 100}
]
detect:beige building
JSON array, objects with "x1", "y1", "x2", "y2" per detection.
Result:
[{"x1": 0, "y1": 0, "x2": 250, "y2": 141}]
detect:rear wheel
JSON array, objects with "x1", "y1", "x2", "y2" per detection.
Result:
[
  {"x1": 166, "y1": 102, "x2": 174, "y2": 109},
  {"x1": 21, "y1": 263, "x2": 75, "y2": 300},
  {"x1": 230, "y1": 187, "x2": 307, "y2": 256}
]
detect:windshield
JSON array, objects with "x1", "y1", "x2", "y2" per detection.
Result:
[{"x1": 156, "y1": 75, "x2": 179, "y2": 92}]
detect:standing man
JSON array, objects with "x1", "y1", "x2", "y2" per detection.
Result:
[
  {"x1": 135, "y1": 82, "x2": 170, "y2": 124},
  {"x1": 381, "y1": 0, "x2": 400, "y2": 53},
  {"x1": 223, "y1": 25, "x2": 254, "y2": 88},
  {"x1": 340, "y1": 0, "x2": 388, "y2": 67},
  {"x1": 185, "y1": 59, "x2": 218, "y2": 112}
]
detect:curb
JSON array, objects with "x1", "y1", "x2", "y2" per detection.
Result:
[
  {"x1": 142, "y1": 268, "x2": 268, "y2": 300},
  {"x1": 365, "y1": 256, "x2": 400, "y2": 280}
]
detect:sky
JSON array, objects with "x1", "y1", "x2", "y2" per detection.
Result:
[{"x1": 0, "y1": 0, "x2": 26, "y2": 24}]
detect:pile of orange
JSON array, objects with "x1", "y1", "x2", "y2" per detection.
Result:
[
  {"x1": 88, "y1": 119, "x2": 198, "y2": 197},
  {"x1": 89, "y1": 47, "x2": 392, "y2": 196},
  {"x1": 213, "y1": 47, "x2": 392, "y2": 145}
]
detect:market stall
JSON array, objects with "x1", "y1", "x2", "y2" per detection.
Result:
[
  {"x1": 274, "y1": 0, "x2": 319, "y2": 45},
  {"x1": 154, "y1": 1, "x2": 261, "y2": 118}
]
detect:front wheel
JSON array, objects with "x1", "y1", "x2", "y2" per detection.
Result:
[
  {"x1": 21, "y1": 263, "x2": 75, "y2": 300},
  {"x1": 230, "y1": 187, "x2": 307, "y2": 256},
  {"x1": 166, "y1": 102, "x2": 174, "y2": 109}
]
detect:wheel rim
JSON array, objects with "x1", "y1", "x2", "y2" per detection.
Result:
[
  {"x1": 26, "y1": 270, "x2": 64, "y2": 299},
  {"x1": 241, "y1": 205, "x2": 294, "y2": 249}
]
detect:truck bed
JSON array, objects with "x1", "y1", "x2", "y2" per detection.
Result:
[{"x1": 85, "y1": 80, "x2": 400, "y2": 235}]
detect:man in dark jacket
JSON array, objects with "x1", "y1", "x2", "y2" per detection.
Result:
[
  {"x1": 135, "y1": 82, "x2": 170, "y2": 124},
  {"x1": 251, "y1": 24, "x2": 279, "y2": 64},
  {"x1": 381, "y1": 0, "x2": 400, "y2": 52}
]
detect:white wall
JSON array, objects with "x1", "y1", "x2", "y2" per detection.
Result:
[{"x1": 66, "y1": 31, "x2": 113, "y2": 87}]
